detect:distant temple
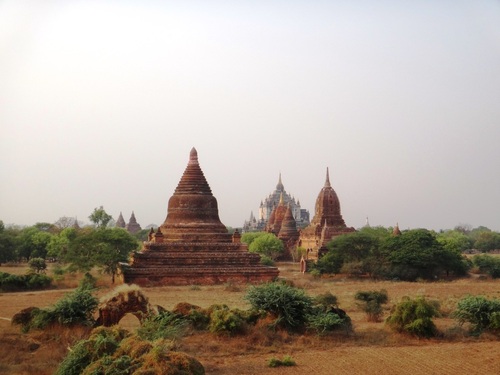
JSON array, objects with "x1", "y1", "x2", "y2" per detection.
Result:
[
  {"x1": 299, "y1": 168, "x2": 355, "y2": 260},
  {"x1": 126, "y1": 212, "x2": 142, "y2": 234},
  {"x1": 122, "y1": 148, "x2": 279, "y2": 286},
  {"x1": 243, "y1": 173, "x2": 309, "y2": 232},
  {"x1": 116, "y1": 212, "x2": 126, "y2": 228},
  {"x1": 116, "y1": 211, "x2": 142, "y2": 234}
]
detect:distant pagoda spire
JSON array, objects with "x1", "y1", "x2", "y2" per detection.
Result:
[
  {"x1": 276, "y1": 172, "x2": 284, "y2": 192},
  {"x1": 325, "y1": 167, "x2": 331, "y2": 188},
  {"x1": 393, "y1": 223, "x2": 402, "y2": 236},
  {"x1": 126, "y1": 211, "x2": 142, "y2": 234},
  {"x1": 116, "y1": 212, "x2": 126, "y2": 228}
]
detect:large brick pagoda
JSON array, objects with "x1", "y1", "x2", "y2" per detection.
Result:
[{"x1": 122, "y1": 148, "x2": 279, "y2": 286}]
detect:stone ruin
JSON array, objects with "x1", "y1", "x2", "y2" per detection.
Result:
[
  {"x1": 96, "y1": 284, "x2": 159, "y2": 327},
  {"x1": 122, "y1": 147, "x2": 279, "y2": 286}
]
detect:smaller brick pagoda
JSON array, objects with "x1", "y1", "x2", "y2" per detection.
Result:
[
  {"x1": 299, "y1": 167, "x2": 355, "y2": 260},
  {"x1": 122, "y1": 148, "x2": 279, "y2": 286}
]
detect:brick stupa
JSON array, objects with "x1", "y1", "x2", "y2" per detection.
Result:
[{"x1": 122, "y1": 148, "x2": 279, "y2": 286}]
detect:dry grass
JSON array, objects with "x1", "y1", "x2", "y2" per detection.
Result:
[{"x1": 1, "y1": 263, "x2": 499, "y2": 374}]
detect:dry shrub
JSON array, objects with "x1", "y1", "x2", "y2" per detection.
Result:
[
  {"x1": 140, "y1": 346, "x2": 205, "y2": 375},
  {"x1": 172, "y1": 302, "x2": 202, "y2": 316},
  {"x1": 223, "y1": 281, "x2": 241, "y2": 292},
  {"x1": 11, "y1": 306, "x2": 40, "y2": 327},
  {"x1": 246, "y1": 315, "x2": 292, "y2": 347},
  {"x1": 116, "y1": 335, "x2": 153, "y2": 358},
  {"x1": 99, "y1": 283, "x2": 145, "y2": 304}
]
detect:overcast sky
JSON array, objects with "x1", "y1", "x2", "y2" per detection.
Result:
[{"x1": 1, "y1": 0, "x2": 499, "y2": 231}]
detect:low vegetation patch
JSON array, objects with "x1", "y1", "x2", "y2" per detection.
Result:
[
  {"x1": 386, "y1": 296, "x2": 440, "y2": 338},
  {"x1": 245, "y1": 281, "x2": 313, "y2": 330},
  {"x1": 0, "y1": 271, "x2": 52, "y2": 292},
  {"x1": 472, "y1": 254, "x2": 500, "y2": 278},
  {"x1": 355, "y1": 289, "x2": 389, "y2": 322},
  {"x1": 453, "y1": 295, "x2": 500, "y2": 335},
  {"x1": 268, "y1": 355, "x2": 296, "y2": 367},
  {"x1": 55, "y1": 326, "x2": 205, "y2": 375},
  {"x1": 12, "y1": 274, "x2": 98, "y2": 332}
]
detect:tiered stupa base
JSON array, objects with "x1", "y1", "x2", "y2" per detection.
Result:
[
  {"x1": 123, "y1": 241, "x2": 279, "y2": 286},
  {"x1": 122, "y1": 148, "x2": 279, "y2": 286}
]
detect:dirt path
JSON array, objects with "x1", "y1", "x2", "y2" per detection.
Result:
[{"x1": 203, "y1": 342, "x2": 500, "y2": 375}]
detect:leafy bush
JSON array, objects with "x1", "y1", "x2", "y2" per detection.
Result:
[
  {"x1": 259, "y1": 255, "x2": 275, "y2": 266},
  {"x1": 137, "y1": 311, "x2": 188, "y2": 341},
  {"x1": 245, "y1": 282, "x2": 313, "y2": 330},
  {"x1": 453, "y1": 295, "x2": 500, "y2": 334},
  {"x1": 14, "y1": 276, "x2": 98, "y2": 331},
  {"x1": 472, "y1": 254, "x2": 500, "y2": 278},
  {"x1": 29, "y1": 257, "x2": 47, "y2": 273},
  {"x1": 308, "y1": 310, "x2": 351, "y2": 334},
  {"x1": 308, "y1": 292, "x2": 352, "y2": 334},
  {"x1": 355, "y1": 289, "x2": 389, "y2": 322},
  {"x1": 56, "y1": 327, "x2": 205, "y2": 375},
  {"x1": 248, "y1": 233, "x2": 284, "y2": 260},
  {"x1": 186, "y1": 309, "x2": 211, "y2": 330},
  {"x1": 268, "y1": 355, "x2": 296, "y2": 367},
  {"x1": 0, "y1": 271, "x2": 52, "y2": 291},
  {"x1": 313, "y1": 292, "x2": 338, "y2": 309},
  {"x1": 208, "y1": 305, "x2": 246, "y2": 335},
  {"x1": 386, "y1": 296, "x2": 440, "y2": 337}
]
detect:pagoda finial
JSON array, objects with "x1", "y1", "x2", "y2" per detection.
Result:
[
  {"x1": 189, "y1": 147, "x2": 198, "y2": 165},
  {"x1": 276, "y1": 172, "x2": 284, "y2": 191},
  {"x1": 393, "y1": 222, "x2": 402, "y2": 236},
  {"x1": 325, "y1": 167, "x2": 331, "y2": 187}
]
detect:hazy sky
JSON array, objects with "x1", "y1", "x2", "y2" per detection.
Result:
[{"x1": 1, "y1": 0, "x2": 499, "y2": 231}]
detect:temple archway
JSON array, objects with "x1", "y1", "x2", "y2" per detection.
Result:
[{"x1": 96, "y1": 284, "x2": 154, "y2": 327}]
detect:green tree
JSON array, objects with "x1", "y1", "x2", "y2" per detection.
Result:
[
  {"x1": 355, "y1": 289, "x2": 389, "y2": 322},
  {"x1": 316, "y1": 231, "x2": 385, "y2": 277},
  {"x1": 64, "y1": 228, "x2": 97, "y2": 273},
  {"x1": 34, "y1": 222, "x2": 58, "y2": 233},
  {"x1": 472, "y1": 254, "x2": 500, "y2": 278},
  {"x1": 64, "y1": 228, "x2": 138, "y2": 282},
  {"x1": 248, "y1": 233, "x2": 284, "y2": 260},
  {"x1": 29, "y1": 257, "x2": 47, "y2": 273},
  {"x1": 382, "y1": 229, "x2": 467, "y2": 281},
  {"x1": 358, "y1": 226, "x2": 392, "y2": 241},
  {"x1": 436, "y1": 230, "x2": 472, "y2": 253},
  {"x1": 89, "y1": 206, "x2": 113, "y2": 229},
  {"x1": 93, "y1": 228, "x2": 139, "y2": 283},
  {"x1": 47, "y1": 227, "x2": 78, "y2": 259},
  {"x1": 241, "y1": 231, "x2": 267, "y2": 246},
  {"x1": 0, "y1": 220, "x2": 19, "y2": 264},
  {"x1": 474, "y1": 231, "x2": 500, "y2": 252},
  {"x1": 17, "y1": 227, "x2": 53, "y2": 260}
]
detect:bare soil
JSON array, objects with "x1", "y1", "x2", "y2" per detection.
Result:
[{"x1": 0, "y1": 263, "x2": 499, "y2": 374}]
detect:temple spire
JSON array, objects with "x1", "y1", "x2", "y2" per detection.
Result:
[
  {"x1": 325, "y1": 167, "x2": 331, "y2": 187},
  {"x1": 276, "y1": 172, "x2": 284, "y2": 192},
  {"x1": 189, "y1": 147, "x2": 198, "y2": 165}
]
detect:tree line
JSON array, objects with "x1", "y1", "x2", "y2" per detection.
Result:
[
  {"x1": 314, "y1": 226, "x2": 500, "y2": 280},
  {"x1": 0, "y1": 207, "x2": 140, "y2": 283}
]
